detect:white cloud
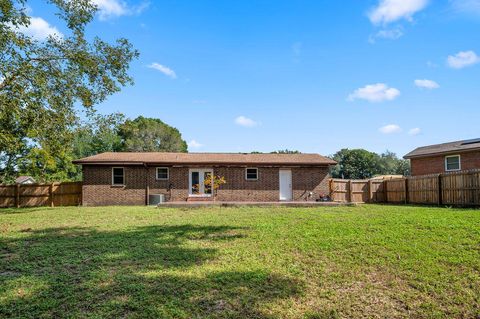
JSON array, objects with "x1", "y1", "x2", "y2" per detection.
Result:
[
  {"x1": 147, "y1": 63, "x2": 177, "y2": 79},
  {"x1": 379, "y1": 124, "x2": 402, "y2": 134},
  {"x1": 368, "y1": 0, "x2": 429, "y2": 25},
  {"x1": 369, "y1": 27, "x2": 404, "y2": 43},
  {"x1": 235, "y1": 116, "x2": 258, "y2": 127},
  {"x1": 451, "y1": 0, "x2": 480, "y2": 15},
  {"x1": 408, "y1": 128, "x2": 421, "y2": 135},
  {"x1": 188, "y1": 140, "x2": 203, "y2": 148},
  {"x1": 17, "y1": 16, "x2": 63, "y2": 41},
  {"x1": 348, "y1": 83, "x2": 400, "y2": 103},
  {"x1": 447, "y1": 50, "x2": 480, "y2": 69},
  {"x1": 92, "y1": 0, "x2": 149, "y2": 20},
  {"x1": 414, "y1": 79, "x2": 439, "y2": 89}
]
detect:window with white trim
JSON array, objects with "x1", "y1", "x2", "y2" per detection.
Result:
[
  {"x1": 112, "y1": 167, "x2": 124, "y2": 185},
  {"x1": 445, "y1": 155, "x2": 461, "y2": 171},
  {"x1": 156, "y1": 167, "x2": 169, "y2": 180},
  {"x1": 245, "y1": 168, "x2": 258, "y2": 180}
]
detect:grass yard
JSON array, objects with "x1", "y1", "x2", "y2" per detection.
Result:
[{"x1": 0, "y1": 205, "x2": 479, "y2": 318}]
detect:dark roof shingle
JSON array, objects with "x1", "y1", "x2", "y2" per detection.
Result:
[{"x1": 404, "y1": 138, "x2": 480, "y2": 159}]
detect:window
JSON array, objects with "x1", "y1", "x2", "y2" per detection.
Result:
[
  {"x1": 445, "y1": 155, "x2": 461, "y2": 171},
  {"x1": 156, "y1": 167, "x2": 169, "y2": 180},
  {"x1": 112, "y1": 167, "x2": 124, "y2": 185},
  {"x1": 245, "y1": 168, "x2": 258, "y2": 180}
]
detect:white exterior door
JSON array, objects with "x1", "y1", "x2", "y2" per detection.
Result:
[{"x1": 279, "y1": 170, "x2": 292, "y2": 201}]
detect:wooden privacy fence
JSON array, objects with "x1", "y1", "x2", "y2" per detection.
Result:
[
  {"x1": 0, "y1": 182, "x2": 82, "y2": 208},
  {"x1": 329, "y1": 179, "x2": 385, "y2": 203},
  {"x1": 330, "y1": 169, "x2": 480, "y2": 206}
]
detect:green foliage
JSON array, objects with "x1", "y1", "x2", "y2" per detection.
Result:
[
  {"x1": 270, "y1": 149, "x2": 301, "y2": 154},
  {"x1": 330, "y1": 149, "x2": 410, "y2": 179},
  {"x1": 73, "y1": 110, "x2": 125, "y2": 159},
  {"x1": 119, "y1": 116, "x2": 188, "y2": 152},
  {"x1": 250, "y1": 150, "x2": 301, "y2": 154},
  {"x1": 203, "y1": 174, "x2": 227, "y2": 197},
  {"x1": 0, "y1": 0, "x2": 138, "y2": 183},
  {"x1": 379, "y1": 150, "x2": 411, "y2": 176},
  {"x1": 330, "y1": 148, "x2": 381, "y2": 179}
]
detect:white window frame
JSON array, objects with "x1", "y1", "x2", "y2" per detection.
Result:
[
  {"x1": 245, "y1": 168, "x2": 258, "y2": 181},
  {"x1": 188, "y1": 168, "x2": 213, "y2": 197},
  {"x1": 445, "y1": 155, "x2": 461, "y2": 172},
  {"x1": 156, "y1": 167, "x2": 169, "y2": 180},
  {"x1": 112, "y1": 167, "x2": 125, "y2": 186}
]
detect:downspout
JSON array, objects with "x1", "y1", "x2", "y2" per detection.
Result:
[{"x1": 144, "y1": 163, "x2": 149, "y2": 206}]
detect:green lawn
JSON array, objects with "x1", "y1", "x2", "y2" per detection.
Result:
[{"x1": 0, "y1": 205, "x2": 479, "y2": 318}]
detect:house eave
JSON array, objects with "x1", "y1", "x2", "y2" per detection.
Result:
[
  {"x1": 73, "y1": 161, "x2": 336, "y2": 167},
  {"x1": 404, "y1": 148, "x2": 480, "y2": 160}
]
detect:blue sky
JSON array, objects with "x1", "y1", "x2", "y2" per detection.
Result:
[{"x1": 23, "y1": 0, "x2": 480, "y2": 156}]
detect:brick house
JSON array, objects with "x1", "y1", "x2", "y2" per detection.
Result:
[
  {"x1": 73, "y1": 152, "x2": 336, "y2": 206},
  {"x1": 404, "y1": 138, "x2": 480, "y2": 176}
]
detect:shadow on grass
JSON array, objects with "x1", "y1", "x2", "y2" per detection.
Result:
[{"x1": 0, "y1": 224, "x2": 302, "y2": 318}]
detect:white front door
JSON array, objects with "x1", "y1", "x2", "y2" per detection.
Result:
[
  {"x1": 189, "y1": 169, "x2": 213, "y2": 196},
  {"x1": 279, "y1": 170, "x2": 292, "y2": 201}
]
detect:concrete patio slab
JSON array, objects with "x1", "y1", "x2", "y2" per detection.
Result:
[{"x1": 156, "y1": 201, "x2": 354, "y2": 208}]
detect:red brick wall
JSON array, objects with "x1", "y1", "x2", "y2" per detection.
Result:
[
  {"x1": 82, "y1": 165, "x2": 331, "y2": 206},
  {"x1": 410, "y1": 151, "x2": 480, "y2": 176},
  {"x1": 82, "y1": 166, "x2": 146, "y2": 206}
]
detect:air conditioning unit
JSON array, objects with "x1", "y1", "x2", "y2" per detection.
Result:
[{"x1": 149, "y1": 194, "x2": 165, "y2": 206}]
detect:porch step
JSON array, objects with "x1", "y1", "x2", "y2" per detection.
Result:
[{"x1": 187, "y1": 196, "x2": 213, "y2": 202}]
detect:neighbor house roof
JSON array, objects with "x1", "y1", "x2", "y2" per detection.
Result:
[
  {"x1": 404, "y1": 138, "x2": 480, "y2": 159},
  {"x1": 73, "y1": 152, "x2": 337, "y2": 166},
  {"x1": 15, "y1": 176, "x2": 35, "y2": 184}
]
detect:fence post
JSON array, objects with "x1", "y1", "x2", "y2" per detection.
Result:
[
  {"x1": 329, "y1": 179, "x2": 333, "y2": 199},
  {"x1": 348, "y1": 180, "x2": 353, "y2": 203},
  {"x1": 15, "y1": 184, "x2": 20, "y2": 208},
  {"x1": 368, "y1": 179, "x2": 373, "y2": 202},
  {"x1": 49, "y1": 183, "x2": 54, "y2": 207},
  {"x1": 438, "y1": 174, "x2": 443, "y2": 206},
  {"x1": 383, "y1": 180, "x2": 388, "y2": 203},
  {"x1": 404, "y1": 178, "x2": 409, "y2": 204}
]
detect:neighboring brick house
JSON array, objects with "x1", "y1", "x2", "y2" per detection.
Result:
[
  {"x1": 73, "y1": 152, "x2": 336, "y2": 206},
  {"x1": 404, "y1": 138, "x2": 480, "y2": 176}
]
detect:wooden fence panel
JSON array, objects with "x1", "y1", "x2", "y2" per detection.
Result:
[
  {"x1": 351, "y1": 180, "x2": 368, "y2": 203},
  {"x1": 330, "y1": 169, "x2": 480, "y2": 206},
  {"x1": 442, "y1": 170, "x2": 480, "y2": 206},
  {"x1": 385, "y1": 179, "x2": 406, "y2": 203},
  {"x1": 0, "y1": 182, "x2": 82, "y2": 208},
  {"x1": 19, "y1": 184, "x2": 50, "y2": 207},
  {"x1": 330, "y1": 179, "x2": 349, "y2": 202},
  {"x1": 370, "y1": 181, "x2": 385, "y2": 203},
  {"x1": 0, "y1": 185, "x2": 15, "y2": 207},
  {"x1": 408, "y1": 175, "x2": 439, "y2": 204},
  {"x1": 53, "y1": 182, "x2": 82, "y2": 206}
]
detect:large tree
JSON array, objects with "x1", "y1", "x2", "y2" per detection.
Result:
[
  {"x1": 330, "y1": 148, "x2": 382, "y2": 179},
  {"x1": 0, "y1": 0, "x2": 138, "y2": 183},
  {"x1": 119, "y1": 116, "x2": 188, "y2": 152},
  {"x1": 330, "y1": 148, "x2": 410, "y2": 179},
  {"x1": 73, "y1": 110, "x2": 125, "y2": 159},
  {"x1": 379, "y1": 150, "x2": 410, "y2": 176}
]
